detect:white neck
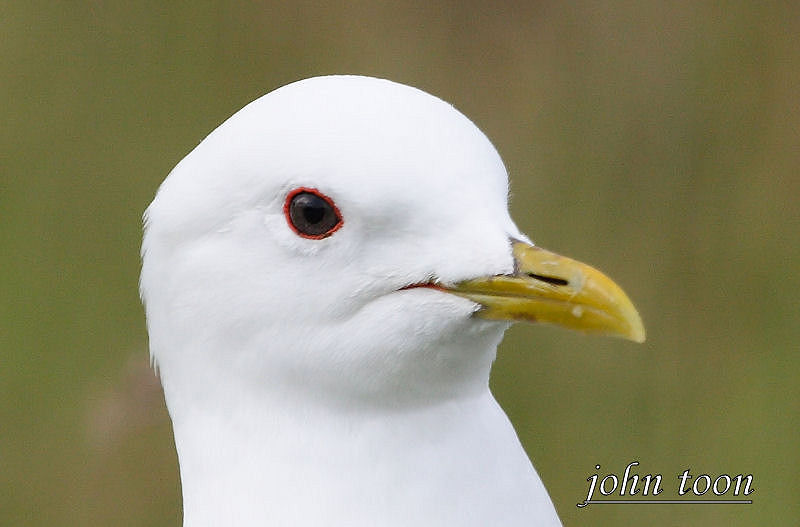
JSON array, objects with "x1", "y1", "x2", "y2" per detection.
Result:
[{"x1": 163, "y1": 368, "x2": 560, "y2": 527}]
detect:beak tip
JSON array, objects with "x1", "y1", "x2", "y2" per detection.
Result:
[
  {"x1": 630, "y1": 328, "x2": 646, "y2": 344},
  {"x1": 624, "y1": 313, "x2": 646, "y2": 343}
]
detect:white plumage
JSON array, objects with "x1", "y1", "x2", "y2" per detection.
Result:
[{"x1": 141, "y1": 75, "x2": 643, "y2": 526}]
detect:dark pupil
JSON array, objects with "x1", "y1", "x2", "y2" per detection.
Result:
[
  {"x1": 302, "y1": 200, "x2": 326, "y2": 224},
  {"x1": 290, "y1": 192, "x2": 338, "y2": 236}
]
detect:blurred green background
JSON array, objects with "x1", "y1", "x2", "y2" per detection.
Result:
[{"x1": 2, "y1": 1, "x2": 798, "y2": 525}]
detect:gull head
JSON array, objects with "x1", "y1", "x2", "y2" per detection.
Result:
[{"x1": 140, "y1": 75, "x2": 644, "y2": 414}]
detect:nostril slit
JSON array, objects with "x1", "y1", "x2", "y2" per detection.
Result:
[{"x1": 527, "y1": 273, "x2": 569, "y2": 286}]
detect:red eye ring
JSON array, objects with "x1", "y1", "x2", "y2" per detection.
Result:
[{"x1": 283, "y1": 187, "x2": 343, "y2": 239}]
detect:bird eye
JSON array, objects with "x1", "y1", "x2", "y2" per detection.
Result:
[{"x1": 284, "y1": 188, "x2": 343, "y2": 239}]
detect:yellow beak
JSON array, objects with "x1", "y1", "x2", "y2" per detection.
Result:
[{"x1": 445, "y1": 241, "x2": 645, "y2": 342}]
